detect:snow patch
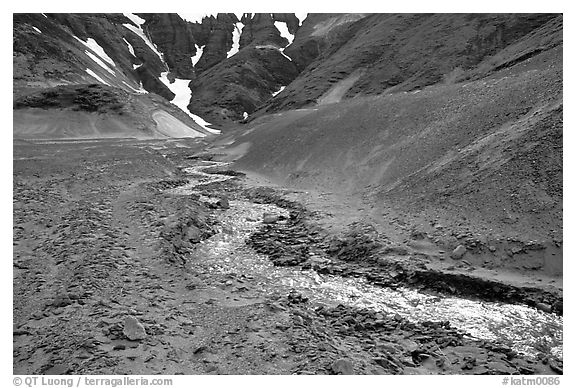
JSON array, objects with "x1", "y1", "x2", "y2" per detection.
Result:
[
  {"x1": 86, "y1": 68, "x2": 109, "y2": 85},
  {"x1": 191, "y1": 114, "x2": 220, "y2": 134},
  {"x1": 123, "y1": 13, "x2": 146, "y2": 26},
  {"x1": 122, "y1": 81, "x2": 147, "y2": 94},
  {"x1": 191, "y1": 44, "x2": 205, "y2": 67},
  {"x1": 272, "y1": 86, "x2": 285, "y2": 97},
  {"x1": 274, "y1": 21, "x2": 294, "y2": 46},
  {"x1": 123, "y1": 38, "x2": 135, "y2": 57},
  {"x1": 123, "y1": 13, "x2": 164, "y2": 63},
  {"x1": 158, "y1": 72, "x2": 220, "y2": 134},
  {"x1": 295, "y1": 13, "x2": 308, "y2": 26},
  {"x1": 279, "y1": 50, "x2": 292, "y2": 62},
  {"x1": 255, "y1": 44, "x2": 292, "y2": 61},
  {"x1": 85, "y1": 50, "x2": 116, "y2": 75},
  {"x1": 32, "y1": 26, "x2": 42, "y2": 34},
  {"x1": 226, "y1": 22, "x2": 244, "y2": 58},
  {"x1": 74, "y1": 36, "x2": 115, "y2": 66}
]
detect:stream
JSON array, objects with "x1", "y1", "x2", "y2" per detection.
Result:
[{"x1": 169, "y1": 161, "x2": 563, "y2": 360}]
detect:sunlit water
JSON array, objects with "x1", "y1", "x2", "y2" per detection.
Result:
[{"x1": 171, "y1": 163, "x2": 563, "y2": 360}]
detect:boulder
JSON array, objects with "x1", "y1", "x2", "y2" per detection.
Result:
[
  {"x1": 123, "y1": 315, "x2": 147, "y2": 341},
  {"x1": 451, "y1": 245, "x2": 467, "y2": 259}
]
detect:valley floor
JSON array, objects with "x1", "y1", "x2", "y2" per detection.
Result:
[{"x1": 13, "y1": 138, "x2": 562, "y2": 375}]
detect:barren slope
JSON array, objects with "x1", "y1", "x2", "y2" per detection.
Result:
[{"x1": 218, "y1": 44, "x2": 562, "y2": 276}]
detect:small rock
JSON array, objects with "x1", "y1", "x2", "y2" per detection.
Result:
[
  {"x1": 488, "y1": 245, "x2": 497, "y2": 252},
  {"x1": 52, "y1": 294, "x2": 72, "y2": 308},
  {"x1": 451, "y1": 245, "x2": 467, "y2": 259},
  {"x1": 263, "y1": 213, "x2": 279, "y2": 224},
  {"x1": 186, "y1": 225, "x2": 202, "y2": 243},
  {"x1": 535, "y1": 302, "x2": 553, "y2": 313},
  {"x1": 122, "y1": 315, "x2": 147, "y2": 340},
  {"x1": 217, "y1": 197, "x2": 230, "y2": 209},
  {"x1": 331, "y1": 358, "x2": 354, "y2": 375}
]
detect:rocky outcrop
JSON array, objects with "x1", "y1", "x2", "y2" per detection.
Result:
[
  {"x1": 136, "y1": 13, "x2": 197, "y2": 79},
  {"x1": 192, "y1": 13, "x2": 238, "y2": 73},
  {"x1": 239, "y1": 13, "x2": 286, "y2": 48},
  {"x1": 188, "y1": 45, "x2": 299, "y2": 124}
]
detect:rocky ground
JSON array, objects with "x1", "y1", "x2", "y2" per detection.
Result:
[{"x1": 13, "y1": 138, "x2": 562, "y2": 375}]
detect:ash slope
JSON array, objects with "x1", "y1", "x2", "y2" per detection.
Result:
[{"x1": 220, "y1": 31, "x2": 563, "y2": 277}]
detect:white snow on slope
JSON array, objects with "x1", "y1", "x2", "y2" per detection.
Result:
[
  {"x1": 159, "y1": 72, "x2": 191, "y2": 114},
  {"x1": 84, "y1": 50, "x2": 116, "y2": 75},
  {"x1": 122, "y1": 81, "x2": 147, "y2": 94},
  {"x1": 123, "y1": 38, "x2": 135, "y2": 56},
  {"x1": 191, "y1": 44, "x2": 205, "y2": 67},
  {"x1": 272, "y1": 86, "x2": 285, "y2": 97},
  {"x1": 124, "y1": 13, "x2": 146, "y2": 26},
  {"x1": 86, "y1": 68, "x2": 109, "y2": 85},
  {"x1": 32, "y1": 26, "x2": 42, "y2": 34},
  {"x1": 274, "y1": 21, "x2": 294, "y2": 46},
  {"x1": 226, "y1": 22, "x2": 244, "y2": 58},
  {"x1": 74, "y1": 37, "x2": 115, "y2": 66},
  {"x1": 279, "y1": 50, "x2": 292, "y2": 61},
  {"x1": 295, "y1": 13, "x2": 308, "y2": 26},
  {"x1": 159, "y1": 72, "x2": 220, "y2": 134},
  {"x1": 255, "y1": 44, "x2": 292, "y2": 61},
  {"x1": 123, "y1": 13, "x2": 164, "y2": 62}
]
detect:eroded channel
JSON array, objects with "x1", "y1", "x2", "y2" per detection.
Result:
[{"x1": 169, "y1": 162, "x2": 563, "y2": 360}]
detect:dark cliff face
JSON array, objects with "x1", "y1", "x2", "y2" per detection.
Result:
[
  {"x1": 239, "y1": 13, "x2": 286, "y2": 48},
  {"x1": 188, "y1": 46, "x2": 299, "y2": 123},
  {"x1": 137, "y1": 13, "x2": 198, "y2": 79},
  {"x1": 192, "y1": 13, "x2": 238, "y2": 73}
]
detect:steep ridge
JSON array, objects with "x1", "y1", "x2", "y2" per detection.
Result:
[{"x1": 258, "y1": 13, "x2": 560, "y2": 116}]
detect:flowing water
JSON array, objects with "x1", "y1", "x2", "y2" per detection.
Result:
[{"x1": 170, "y1": 162, "x2": 563, "y2": 360}]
